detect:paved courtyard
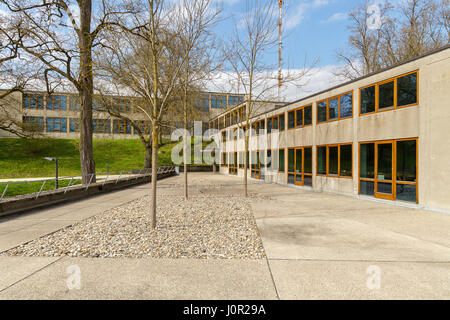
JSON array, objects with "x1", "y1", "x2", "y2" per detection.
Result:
[{"x1": 0, "y1": 173, "x2": 449, "y2": 299}]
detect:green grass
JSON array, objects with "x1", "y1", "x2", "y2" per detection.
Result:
[
  {"x1": 0, "y1": 137, "x2": 214, "y2": 179},
  {"x1": 0, "y1": 179, "x2": 82, "y2": 198}
]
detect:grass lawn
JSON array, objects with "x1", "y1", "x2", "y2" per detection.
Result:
[{"x1": 0, "y1": 137, "x2": 215, "y2": 179}]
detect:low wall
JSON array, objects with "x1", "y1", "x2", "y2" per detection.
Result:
[
  {"x1": 178, "y1": 165, "x2": 214, "y2": 173},
  {"x1": 0, "y1": 171, "x2": 176, "y2": 217}
]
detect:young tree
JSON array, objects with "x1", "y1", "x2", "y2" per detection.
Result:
[
  {"x1": 0, "y1": 0, "x2": 141, "y2": 183},
  {"x1": 96, "y1": 0, "x2": 219, "y2": 227},
  {"x1": 224, "y1": 0, "x2": 315, "y2": 197}
]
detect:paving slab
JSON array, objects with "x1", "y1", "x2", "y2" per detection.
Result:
[
  {"x1": 268, "y1": 260, "x2": 450, "y2": 300},
  {"x1": 0, "y1": 257, "x2": 277, "y2": 300}
]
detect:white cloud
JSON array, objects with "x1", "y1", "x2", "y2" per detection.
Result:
[
  {"x1": 322, "y1": 12, "x2": 347, "y2": 24},
  {"x1": 205, "y1": 63, "x2": 346, "y2": 103},
  {"x1": 285, "y1": 0, "x2": 332, "y2": 30}
]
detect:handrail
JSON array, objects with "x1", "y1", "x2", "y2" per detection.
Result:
[{"x1": 0, "y1": 166, "x2": 175, "y2": 201}]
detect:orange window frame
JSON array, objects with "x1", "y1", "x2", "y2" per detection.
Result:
[
  {"x1": 287, "y1": 147, "x2": 313, "y2": 186},
  {"x1": 316, "y1": 91, "x2": 354, "y2": 124},
  {"x1": 316, "y1": 143, "x2": 353, "y2": 179},
  {"x1": 359, "y1": 70, "x2": 419, "y2": 116},
  {"x1": 358, "y1": 138, "x2": 418, "y2": 203},
  {"x1": 287, "y1": 104, "x2": 313, "y2": 130}
]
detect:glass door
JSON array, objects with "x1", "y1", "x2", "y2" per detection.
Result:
[
  {"x1": 295, "y1": 148, "x2": 303, "y2": 185},
  {"x1": 375, "y1": 142, "x2": 394, "y2": 200}
]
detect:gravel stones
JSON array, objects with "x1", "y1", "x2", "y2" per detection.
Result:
[{"x1": 3, "y1": 194, "x2": 266, "y2": 259}]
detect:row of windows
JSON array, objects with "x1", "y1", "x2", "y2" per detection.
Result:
[
  {"x1": 316, "y1": 144, "x2": 353, "y2": 178},
  {"x1": 22, "y1": 116, "x2": 150, "y2": 135},
  {"x1": 216, "y1": 71, "x2": 418, "y2": 132},
  {"x1": 23, "y1": 94, "x2": 137, "y2": 113}
]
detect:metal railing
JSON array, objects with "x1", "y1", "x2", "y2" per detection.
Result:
[{"x1": 0, "y1": 166, "x2": 176, "y2": 202}]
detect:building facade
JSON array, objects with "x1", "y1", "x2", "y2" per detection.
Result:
[
  {"x1": 0, "y1": 91, "x2": 245, "y2": 139},
  {"x1": 214, "y1": 45, "x2": 450, "y2": 212}
]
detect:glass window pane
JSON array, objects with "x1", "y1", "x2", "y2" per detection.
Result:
[
  {"x1": 288, "y1": 174, "x2": 295, "y2": 184},
  {"x1": 267, "y1": 150, "x2": 272, "y2": 170},
  {"x1": 304, "y1": 147, "x2": 312, "y2": 174},
  {"x1": 361, "y1": 86, "x2": 376, "y2": 114},
  {"x1": 360, "y1": 143, "x2": 375, "y2": 179},
  {"x1": 317, "y1": 101, "x2": 327, "y2": 123},
  {"x1": 360, "y1": 181, "x2": 375, "y2": 195},
  {"x1": 397, "y1": 72, "x2": 417, "y2": 107},
  {"x1": 339, "y1": 144, "x2": 352, "y2": 177},
  {"x1": 379, "y1": 81, "x2": 394, "y2": 109},
  {"x1": 279, "y1": 149, "x2": 285, "y2": 172},
  {"x1": 288, "y1": 149, "x2": 295, "y2": 172},
  {"x1": 267, "y1": 118, "x2": 272, "y2": 133},
  {"x1": 396, "y1": 140, "x2": 416, "y2": 182},
  {"x1": 288, "y1": 111, "x2": 295, "y2": 129},
  {"x1": 296, "y1": 108, "x2": 303, "y2": 127},
  {"x1": 340, "y1": 93, "x2": 352, "y2": 118},
  {"x1": 304, "y1": 175, "x2": 312, "y2": 186},
  {"x1": 329, "y1": 146, "x2": 338, "y2": 175},
  {"x1": 396, "y1": 184, "x2": 416, "y2": 202},
  {"x1": 377, "y1": 143, "x2": 392, "y2": 181},
  {"x1": 304, "y1": 105, "x2": 312, "y2": 125},
  {"x1": 296, "y1": 174, "x2": 303, "y2": 183},
  {"x1": 295, "y1": 149, "x2": 302, "y2": 173},
  {"x1": 279, "y1": 114, "x2": 285, "y2": 131},
  {"x1": 317, "y1": 146, "x2": 326, "y2": 175},
  {"x1": 377, "y1": 182, "x2": 392, "y2": 194},
  {"x1": 273, "y1": 117, "x2": 278, "y2": 130},
  {"x1": 328, "y1": 98, "x2": 338, "y2": 120}
]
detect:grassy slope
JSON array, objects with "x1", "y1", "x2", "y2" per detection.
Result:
[{"x1": 0, "y1": 137, "x2": 212, "y2": 179}]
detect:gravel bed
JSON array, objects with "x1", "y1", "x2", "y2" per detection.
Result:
[{"x1": 3, "y1": 195, "x2": 266, "y2": 259}]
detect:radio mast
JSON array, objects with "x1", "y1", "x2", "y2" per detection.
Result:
[{"x1": 278, "y1": 0, "x2": 283, "y2": 101}]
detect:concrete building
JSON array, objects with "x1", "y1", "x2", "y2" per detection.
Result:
[
  {"x1": 214, "y1": 45, "x2": 450, "y2": 212},
  {"x1": 0, "y1": 90, "x2": 245, "y2": 139}
]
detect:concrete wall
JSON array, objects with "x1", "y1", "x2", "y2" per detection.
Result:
[{"x1": 218, "y1": 47, "x2": 450, "y2": 212}]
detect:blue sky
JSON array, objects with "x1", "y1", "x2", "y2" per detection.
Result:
[{"x1": 217, "y1": 0, "x2": 364, "y2": 68}]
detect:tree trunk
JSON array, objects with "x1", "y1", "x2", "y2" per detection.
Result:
[
  {"x1": 244, "y1": 134, "x2": 248, "y2": 198},
  {"x1": 79, "y1": 0, "x2": 96, "y2": 185},
  {"x1": 144, "y1": 144, "x2": 152, "y2": 169},
  {"x1": 183, "y1": 107, "x2": 188, "y2": 200},
  {"x1": 150, "y1": 125, "x2": 158, "y2": 229}
]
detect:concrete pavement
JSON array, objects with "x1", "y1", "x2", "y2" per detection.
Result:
[{"x1": 0, "y1": 173, "x2": 449, "y2": 299}]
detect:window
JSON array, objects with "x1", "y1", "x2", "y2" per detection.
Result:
[
  {"x1": 113, "y1": 119, "x2": 131, "y2": 134},
  {"x1": 251, "y1": 150, "x2": 263, "y2": 179},
  {"x1": 252, "y1": 119, "x2": 265, "y2": 136},
  {"x1": 288, "y1": 105, "x2": 312, "y2": 129},
  {"x1": 196, "y1": 95, "x2": 210, "y2": 111},
  {"x1": 317, "y1": 144, "x2": 352, "y2": 178},
  {"x1": 69, "y1": 118, "x2": 79, "y2": 132},
  {"x1": 317, "y1": 92, "x2": 353, "y2": 124},
  {"x1": 134, "y1": 121, "x2": 151, "y2": 135},
  {"x1": 92, "y1": 119, "x2": 111, "y2": 133},
  {"x1": 23, "y1": 94, "x2": 43, "y2": 110},
  {"x1": 267, "y1": 113, "x2": 284, "y2": 133},
  {"x1": 222, "y1": 152, "x2": 227, "y2": 166},
  {"x1": 113, "y1": 98, "x2": 131, "y2": 113},
  {"x1": 229, "y1": 152, "x2": 238, "y2": 175},
  {"x1": 278, "y1": 149, "x2": 285, "y2": 172},
  {"x1": 317, "y1": 146, "x2": 326, "y2": 175},
  {"x1": 360, "y1": 71, "x2": 418, "y2": 115},
  {"x1": 360, "y1": 86, "x2": 376, "y2": 114},
  {"x1": 359, "y1": 139, "x2": 417, "y2": 203},
  {"x1": 46, "y1": 117, "x2": 67, "y2": 133},
  {"x1": 229, "y1": 95, "x2": 243, "y2": 106},
  {"x1": 287, "y1": 147, "x2": 313, "y2": 186},
  {"x1": 69, "y1": 96, "x2": 80, "y2": 111},
  {"x1": 211, "y1": 95, "x2": 227, "y2": 108},
  {"x1": 267, "y1": 150, "x2": 272, "y2": 170},
  {"x1": 47, "y1": 95, "x2": 67, "y2": 111},
  {"x1": 93, "y1": 98, "x2": 106, "y2": 112},
  {"x1": 22, "y1": 116, "x2": 44, "y2": 131},
  {"x1": 222, "y1": 130, "x2": 227, "y2": 143}
]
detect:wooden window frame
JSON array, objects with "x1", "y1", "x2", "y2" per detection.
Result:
[
  {"x1": 250, "y1": 150, "x2": 262, "y2": 180},
  {"x1": 229, "y1": 152, "x2": 238, "y2": 175},
  {"x1": 287, "y1": 147, "x2": 313, "y2": 186},
  {"x1": 316, "y1": 91, "x2": 354, "y2": 125},
  {"x1": 267, "y1": 113, "x2": 286, "y2": 133},
  {"x1": 358, "y1": 138, "x2": 418, "y2": 203},
  {"x1": 316, "y1": 143, "x2": 353, "y2": 179},
  {"x1": 46, "y1": 117, "x2": 67, "y2": 133},
  {"x1": 278, "y1": 148, "x2": 285, "y2": 172},
  {"x1": 287, "y1": 104, "x2": 313, "y2": 130},
  {"x1": 359, "y1": 70, "x2": 419, "y2": 116},
  {"x1": 23, "y1": 94, "x2": 44, "y2": 110}
]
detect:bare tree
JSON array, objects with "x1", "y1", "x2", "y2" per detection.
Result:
[
  {"x1": 97, "y1": 0, "x2": 219, "y2": 228},
  {"x1": 0, "y1": 0, "x2": 142, "y2": 183},
  {"x1": 224, "y1": 0, "x2": 315, "y2": 197},
  {"x1": 336, "y1": 0, "x2": 448, "y2": 80}
]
